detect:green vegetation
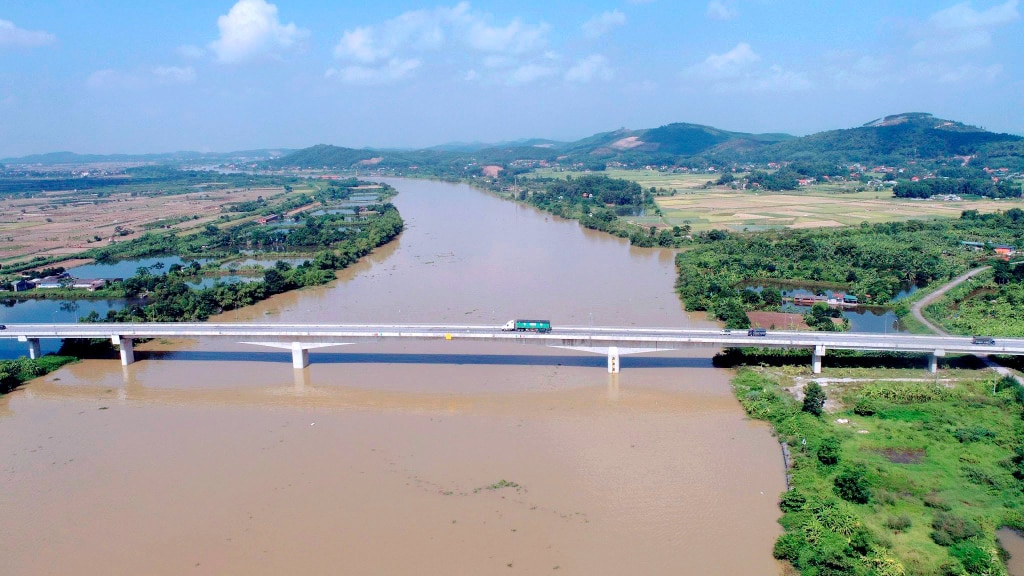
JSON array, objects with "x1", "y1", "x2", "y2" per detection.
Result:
[
  {"x1": 895, "y1": 178, "x2": 1021, "y2": 200},
  {"x1": 925, "y1": 260, "x2": 1024, "y2": 337},
  {"x1": 675, "y1": 209, "x2": 1024, "y2": 326},
  {"x1": 733, "y1": 368, "x2": 1024, "y2": 575},
  {"x1": 83, "y1": 205, "x2": 403, "y2": 322},
  {"x1": 0, "y1": 356, "x2": 77, "y2": 393},
  {"x1": 485, "y1": 173, "x2": 692, "y2": 247}
]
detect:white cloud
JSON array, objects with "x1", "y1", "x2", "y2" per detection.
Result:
[
  {"x1": 686, "y1": 43, "x2": 811, "y2": 92},
  {"x1": 465, "y1": 18, "x2": 547, "y2": 54},
  {"x1": 706, "y1": 1, "x2": 738, "y2": 20},
  {"x1": 209, "y1": 0, "x2": 308, "y2": 64},
  {"x1": 912, "y1": 61, "x2": 1003, "y2": 83},
  {"x1": 153, "y1": 66, "x2": 197, "y2": 85},
  {"x1": 582, "y1": 10, "x2": 626, "y2": 38},
  {"x1": 912, "y1": 0, "x2": 1019, "y2": 55},
  {"x1": 929, "y1": 0, "x2": 1019, "y2": 29},
  {"x1": 332, "y1": 3, "x2": 550, "y2": 84},
  {"x1": 506, "y1": 63, "x2": 557, "y2": 85},
  {"x1": 326, "y1": 58, "x2": 422, "y2": 85},
  {"x1": 87, "y1": 66, "x2": 197, "y2": 89},
  {"x1": 0, "y1": 19, "x2": 56, "y2": 48},
  {"x1": 702, "y1": 42, "x2": 760, "y2": 74},
  {"x1": 176, "y1": 45, "x2": 205, "y2": 59},
  {"x1": 824, "y1": 51, "x2": 892, "y2": 89},
  {"x1": 566, "y1": 54, "x2": 613, "y2": 82},
  {"x1": 86, "y1": 69, "x2": 137, "y2": 90}
]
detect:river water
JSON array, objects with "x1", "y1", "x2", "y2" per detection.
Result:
[{"x1": 0, "y1": 179, "x2": 785, "y2": 575}]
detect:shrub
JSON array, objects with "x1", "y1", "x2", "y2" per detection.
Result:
[
  {"x1": 949, "y1": 542, "x2": 994, "y2": 575},
  {"x1": 772, "y1": 532, "x2": 804, "y2": 563},
  {"x1": 885, "y1": 515, "x2": 913, "y2": 532},
  {"x1": 780, "y1": 490, "x2": 807, "y2": 512},
  {"x1": 924, "y1": 492, "x2": 952, "y2": 511},
  {"x1": 953, "y1": 426, "x2": 996, "y2": 443},
  {"x1": 834, "y1": 464, "x2": 872, "y2": 504},
  {"x1": 817, "y1": 437, "x2": 841, "y2": 466},
  {"x1": 930, "y1": 512, "x2": 982, "y2": 546},
  {"x1": 803, "y1": 382, "x2": 826, "y2": 416},
  {"x1": 853, "y1": 396, "x2": 878, "y2": 416}
]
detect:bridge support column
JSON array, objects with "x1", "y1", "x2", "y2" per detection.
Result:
[
  {"x1": 112, "y1": 336, "x2": 135, "y2": 366},
  {"x1": 929, "y1": 350, "x2": 945, "y2": 374},
  {"x1": 27, "y1": 338, "x2": 41, "y2": 360},
  {"x1": 292, "y1": 342, "x2": 310, "y2": 369},
  {"x1": 812, "y1": 345, "x2": 825, "y2": 375},
  {"x1": 607, "y1": 346, "x2": 620, "y2": 374}
]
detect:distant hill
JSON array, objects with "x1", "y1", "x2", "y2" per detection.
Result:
[
  {"x1": 2, "y1": 149, "x2": 294, "y2": 166},
  {"x1": 749, "y1": 113, "x2": 1023, "y2": 165},
  {"x1": 11, "y1": 113, "x2": 1023, "y2": 172},
  {"x1": 559, "y1": 123, "x2": 794, "y2": 160}
]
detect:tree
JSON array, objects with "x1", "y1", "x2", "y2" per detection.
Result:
[
  {"x1": 803, "y1": 382, "x2": 826, "y2": 416},
  {"x1": 834, "y1": 464, "x2": 871, "y2": 504},
  {"x1": 816, "y1": 437, "x2": 841, "y2": 465}
]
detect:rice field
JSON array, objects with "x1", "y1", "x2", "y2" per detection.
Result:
[{"x1": 528, "y1": 169, "x2": 1024, "y2": 232}]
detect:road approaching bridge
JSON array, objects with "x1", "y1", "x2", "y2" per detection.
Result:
[{"x1": 2, "y1": 323, "x2": 1020, "y2": 374}]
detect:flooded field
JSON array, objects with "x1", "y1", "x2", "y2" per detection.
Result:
[{"x1": 0, "y1": 178, "x2": 785, "y2": 575}]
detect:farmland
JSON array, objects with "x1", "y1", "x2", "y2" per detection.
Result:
[
  {"x1": 0, "y1": 176, "x2": 318, "y2": 267},
  {"x1": 528, "y1": 169, "x2": 1024, "y2": 232}
]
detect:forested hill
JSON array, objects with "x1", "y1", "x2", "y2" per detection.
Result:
[
  {"x1": 263, "y1": 113, "x2": 1024, "y2": 171},
  {"x1": 747, "y1": 113, "x2": 1023, "y2": 166},
  {"x1": 272, "y1": 123, "x2": 796, "y2": 170}
]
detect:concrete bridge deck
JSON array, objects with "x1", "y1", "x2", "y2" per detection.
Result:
[{"x1": 2, "y1": 322, "x2": 1021, "y2": 373}]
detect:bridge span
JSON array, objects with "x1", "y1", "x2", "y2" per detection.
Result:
[{"x1": 2, "y1": 323, "x2": 1021, "y2": 374}]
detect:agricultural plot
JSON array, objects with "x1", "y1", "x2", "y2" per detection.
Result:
[
  {"x1": 0, "y1": 184, "x2": 314, "y2": 265},
  {"x1": 656, "y1": 191, "x2": 1024, "y2": 232},
  {"x1": 532, "y1": 169, "x2": 1024, "y2": 232}
]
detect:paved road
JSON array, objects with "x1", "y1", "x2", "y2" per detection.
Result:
[
  {"x1": 2, "y1": 322, "x2": 1022, "y2": 356},
  {"x1": 907, "y1": 265, "x2": 1024, "y2": 383},
  {"x1": 910, "y1": 265, "x2": 990, "y2": 335}
]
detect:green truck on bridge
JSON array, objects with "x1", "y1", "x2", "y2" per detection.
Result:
[{"x1": 502, "y1": 319, "x2": 552, "y2": 333}]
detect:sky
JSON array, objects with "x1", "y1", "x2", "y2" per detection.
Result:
[{"x1": 0, "y1": 0, "x2": 1021, "y2": 157}]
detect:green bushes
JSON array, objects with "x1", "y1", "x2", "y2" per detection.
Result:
[
  {"x1": 834, "y1": 464, "x2": 872, "y2": 504},
  {"x1": 803, "y1": 382, "x2": 826, "y2": 416},
  {"x1": 732, "y1": 368, "x2": 1024, "y2": 575},
  {"x1": 816, "y1": 437, "x2": 841, "y2": 466},
  {"x1": 0, "y1": 356, "x2": 77, "y2": 393}
]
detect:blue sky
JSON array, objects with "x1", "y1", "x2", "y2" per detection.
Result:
[{"x1": 0, "y1": 0, "x2": 1021, "y2": 157}]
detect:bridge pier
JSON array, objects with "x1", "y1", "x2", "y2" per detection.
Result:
[
  {"x1": 607, "y1": 346, "x2": 620, "y2": 373},
  {"x1": 27, "y1": 338, "x2": 41, "y2": 360},
  {"x1": 812, "y1": 345, "x2": 826, "y2": 374},
  {"x1": 292, "y1": 342, "x2": 310, "y2": 369},
  {"x1": 929, "y1": 350, "x2": 944, "y2": 374},
  {"x1": 112, "y1": 336, "x2": 135, "y2": 366}
]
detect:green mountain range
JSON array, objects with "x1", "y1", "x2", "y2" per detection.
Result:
[
  {"x1": 271, "y1": 113, "x2": 1022, "y2": 171},
  {"x1": 6, "y1": 113, "x2": 1022, "y2": 170}
]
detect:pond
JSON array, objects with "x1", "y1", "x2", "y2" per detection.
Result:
[
  {"x1": 69, "y1": 256, "x2": 209, "y2": 279},
  {"x1": 0, "y1": 298, "x2": 129, "y2": 356},
  {"x1": 746, "y1": 284, "x2": 909, "y2": 333}
]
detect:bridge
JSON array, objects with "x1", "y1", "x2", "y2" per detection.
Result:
[{"x1": 2, "y1": 322, "x2": 1021, "y2": 374}]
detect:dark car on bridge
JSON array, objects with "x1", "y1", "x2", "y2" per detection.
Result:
[{"x1": 971, "y1": 336, "x2": 995, "y2": 345}]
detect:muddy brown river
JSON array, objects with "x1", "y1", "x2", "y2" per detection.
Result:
[{"x1": 0, "y1": 179, "x2": 785, "y2": 575}]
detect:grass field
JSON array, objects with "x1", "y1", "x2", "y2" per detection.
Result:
[{"x1": 528, "y1": 169, "x2": 1024, "y2": 232}]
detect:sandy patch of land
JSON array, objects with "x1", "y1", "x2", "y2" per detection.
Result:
[
  {"x1": 610, "y1": 136, "x2": 644, "y2": 150},
  {"x1": 0, "y1": 186, "x2": 287, "y2": 266},
  {"x1": 789, "y1": 220, "x2": 844, "y2": 229},
  {"x1": 481, "y1": 165, "x2": 503, "y2": 178},
  {"x1": 747, "y1": 311, "x2": 809, "y2": 330}
]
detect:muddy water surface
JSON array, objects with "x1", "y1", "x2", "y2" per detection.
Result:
[{"x1": 0, "y1": 179, "x2": 784, "y2": 575}]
